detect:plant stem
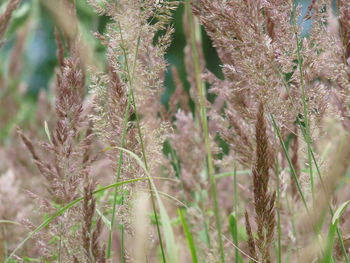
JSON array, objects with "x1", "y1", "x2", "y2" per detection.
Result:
[
  {"x1": 271, "y1": 114, "x2": 308, "y2": 211},
  {"x1": 125, "y1": 39, "x2": 168, "y2": 263},
  {"x1": 107, "y1": 84, "x2": 133, "y2": 258},
  {"x1": 184, "y1": 1, "x2": 225, "y2": 262},
  {"x1": 291, "y1": 1, "x2": 314, "y2": 202},
  {"x1": 232, "y1": 167, "x2": 241, "y2": 263},
  {"x1": 108, "y1": 21, "x2": 166, "y2": 262},
  {"x1": 107, "y1": 23, "x2": 139, "y2": 258}
]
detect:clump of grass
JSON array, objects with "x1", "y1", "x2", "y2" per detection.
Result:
[{"x1": 2, "y1": 0, "x2": 350, "y2": 262}]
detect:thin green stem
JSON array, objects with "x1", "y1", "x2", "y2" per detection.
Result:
[
  {"x1": 272, "y1": 115, "x2": 333, "y2": 259},
  {"x1": 232, "y1": 167, "x2": 241, "y2": 263},
  {"x1": 107, "y1": 88, "x2": 132, "y2": 258},
  {"x1": 286, "y1": 4, "x2": 347, "y2": 260},
  {"x1": 271, "y1": 115, "x2": 308, "y2": 211},
  {"x1": 122, "y1": 32, "x2": 167, "y2": 263},
  {"x1": 293, "y1": 110, "x2": 349, "y2": 262},
  {"x1": 107, "y1": 22, "x2": 141, "y2": 258},
  {"x1": 184, "y1": 1, "x2": 225, "y2": 262},
  {"x1": 128, "y1": 83, "x2": 167, "y2": 263},
  {"x1": 291, "y1": 1, "x2": 314, "y2": 201},
  {"x1": 108, "y1": 20, "x2": 166, "y2": 262}
]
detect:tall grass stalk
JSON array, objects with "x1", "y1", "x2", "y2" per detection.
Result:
[
  {"x1": 4, "y1": 1, "x2": 350, "y2": 262},
  {"x1": 107, "y1": 23, "x2": 142, "y2": 259},
  {"x1": 291, "y1": 1, "x2": 314, "y2": 201},
  {"x1": 274, "y1": 4, "x2": 349, "y2": 257},
  {"x1": 271, "y1": 115, "x2": 308, "y2": 210},
  {"x1": 115, "y1": 23, "x2": 168, "y2": 261},
  {"x1": 112, "y1": 26, "x2": 180, "y2": 260},
  {"x1": 128, "y1": 72, "x2": 168, "y2": 262},
  {"x1": 184, "y1": 1, "x2": 225, "y2": 262}
]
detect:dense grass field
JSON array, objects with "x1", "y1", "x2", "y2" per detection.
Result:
[{"x1": 1, "y1": 0, "x2": 350, "y2": 262}]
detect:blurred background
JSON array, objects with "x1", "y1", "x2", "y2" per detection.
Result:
[{"x1": 0, "y1": 0, "x2": 324, "y2": 143}]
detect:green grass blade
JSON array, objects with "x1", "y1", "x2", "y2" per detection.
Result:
[
  {"x1": 178, "y1": 208, "x2": 198, "y2": 263},
  {"x1": 229, "y1": 213, "x2": 243, "y2": 263},
  {"x1": 332, "y1": 201, "x2": 350, "y2": 226},
  {"x1": 157, "y1": 195, "x2": 178, "y2": 263},
  {"x1": 323, "y1": 201, "x2": 350, "y2": 263},
  {"x1": 323, "y1": 224, "x2": 337, "y2": 263}
]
